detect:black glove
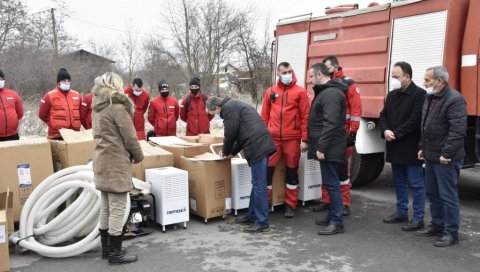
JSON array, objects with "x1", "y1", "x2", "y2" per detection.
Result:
[
  {"x1": 347, "y1": 132, "x2": 356, "y2": 147},
  {"x1": 146, "y1": 130, "x2": 156, "y2": 141}
]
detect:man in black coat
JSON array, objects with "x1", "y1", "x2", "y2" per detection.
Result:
[
  {"x1": 307, "y1": 63, "x2": 347, "y2": 235},
  {"x1": 206, "y1": 96, "x2": 276, "y2": 233},
  {"x1": 415, "y1": 66, "x2": 467, "y2": 247},
  {"x1": 379, "y1": 62, "x2": 426, "y2": 231}
]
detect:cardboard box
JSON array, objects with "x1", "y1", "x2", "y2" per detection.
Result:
[
  {"x1": 178, "y1": 136, "x2": 199, "y2": 143},
  {"x1": 198, "y1": 134, "x2": 224, "y2": 145},
  {"x1": 272, "y1": 158, "x2": 286, "y2": 206},
  {"x1": 0, "y1": 191, "x2": 13, "y2": 233},
  {"x1": 0, "y1": 138, "x2": 54, "y2": 221},
  {"x1": 132, "y1": 141, "x2": 174, "y2": 181},
  {"x1": 0, "y1": 190, "x2": 13, "y2": 272},
  {"x1": 50, "y1": 129, "x2": 95, "y2": 171},
  {"x1": 180, "y1": 153, "x2": 232, "y2": 220},
  {"x1": 149, "y1": 137, "x2": 210, "y2": 167}
]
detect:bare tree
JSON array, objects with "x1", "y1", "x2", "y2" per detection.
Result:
[
  {"x1": 0, "y1": 0, "x2": 27, "y2": 55},
  {"x1": 120, "y1": 26, "x2": 141, "y2": 85},
  {"x1": 162, "y1": 0, "x2": 242, "y2": 93},
  {"x1": 235, "y1": 9, "x2": 272, "y2": 108},
  {"x1": 139, "y1": 35, "x2": 190, "y2": 99}
]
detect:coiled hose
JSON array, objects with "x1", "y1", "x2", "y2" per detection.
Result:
[{"x1": 9, "y1": 165, "x2": 131, "y2": 258}]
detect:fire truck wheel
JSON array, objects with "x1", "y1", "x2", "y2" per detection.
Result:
[{"x1": 350, "y1": 149, "x2": 385, "y2": 187}]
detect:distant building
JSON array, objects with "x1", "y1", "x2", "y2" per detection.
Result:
[
  {"x1": 58, "y1": 49, "x2": 116, "y2": 95},
  {"x1": 218, "y1": 63, "x2": 252, "y2": 92},
  {"x1": 61, "y1": 49, "x2": 115, "y2": 66}
]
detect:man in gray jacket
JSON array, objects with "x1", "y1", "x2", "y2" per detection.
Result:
[{"x1": 416, "y1": 66, "x2": 467, "y2": 247}]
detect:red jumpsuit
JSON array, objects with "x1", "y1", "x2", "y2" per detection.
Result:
[
  {"x1": 148, "y1": 95, "x2": 179, "y2": 136},
  {"x1": 179, "y1": 91, "x2": 214, "y2": 136},
  {"x1": 39, "y1": 88, "x2": 82, "y2": 139},
  {"x1": 80, "y1": 92, "x2": 93, "y2": 129},
  {"x1": 124, "y1": 87, "x2": 150, "y2": 140},
  {"x1": 261, "y1": 71, "x2": 310, "y2": 209},
  {"x1": 0, "y1": 87, "x2": 24, "y2": 138}
]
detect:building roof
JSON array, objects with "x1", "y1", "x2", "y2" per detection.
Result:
[{"x1": 62, "y1": 49, "x2": 115, "y2": 64}]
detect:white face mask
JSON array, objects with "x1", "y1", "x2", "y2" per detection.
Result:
[
  {"x1": 0, "y1": 80, "x2": 5, "y2": 89},
  {"x1": 389, "y1": 78, "x2": 401, "y2": 92},
  {"x1": 59, "y1": 82, "x2": 70, "y2": 91},
  {"x1": 425, "y1": 80, "x2": 438, "y2": 95},
  {"x1": 133, "y1": 89, "x2": 142, "y2": 96}
]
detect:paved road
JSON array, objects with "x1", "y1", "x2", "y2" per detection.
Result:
[{"x1": 10, "y1": 164, "x2": 480, "y2": 272}]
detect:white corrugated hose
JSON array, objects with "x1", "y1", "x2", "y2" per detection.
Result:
[{"x1": 9, "y1": 165, "x2": 135, "y2": 258}]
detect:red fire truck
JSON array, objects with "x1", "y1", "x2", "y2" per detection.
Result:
[{"x1": 273, "y1": 0, "x2": 479, "y2": 186}]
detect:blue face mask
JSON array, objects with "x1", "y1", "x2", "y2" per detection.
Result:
[{"x1": 281, "y1": 74, "x2": 293, "y2": 85}]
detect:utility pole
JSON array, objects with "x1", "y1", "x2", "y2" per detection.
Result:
[{"x1": 51, "y1": 8, "x2": 59, "y2": 71}]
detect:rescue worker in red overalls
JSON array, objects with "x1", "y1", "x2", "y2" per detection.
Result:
[
  {"x1": 124, "y1": 78, "x2": 150, "y2": 140},
  {"x1": 148, "y1": 80, "x2": 179, "y2": 136},
  {"x1": 261, "y1": 62, "x2": 310, "y2": 218},
  {"x1": 39, "y1": 68, "x2": 82, "y2": 139},
  {"x1": 313, "y1": 56, "x2": 362, "y2": 216},
  {"x1": 80, "y1": 77, "x2": 101, "y2": 130},
  {"x1": 0, "y1": 69, "x2": 24, "y2": 141},
  {"x1": 179, "y1": 77, "x2": 213, "y2": 136}
]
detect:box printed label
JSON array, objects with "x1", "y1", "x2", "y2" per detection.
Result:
[
  {"x1": 214, "y1": 180, "x2": 225, "y2": 199},
  {"x1": 0, "y1": 225, "x2": 5, "y2": 243},
  {"x1": 17, "y1": 164, "x2": 32, "y2": 187}
]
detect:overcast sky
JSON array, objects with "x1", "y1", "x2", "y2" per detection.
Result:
[{"x1": 22, "y1": 0, "x2": 391, "y2": 49}]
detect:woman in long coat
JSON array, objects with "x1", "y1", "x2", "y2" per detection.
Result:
[{"x1": 92, "y1": 72, "x2": 144, "y2": 264}]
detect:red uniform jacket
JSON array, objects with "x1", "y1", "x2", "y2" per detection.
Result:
[
  {"x1": 39, "y1": 88, "x2": 82, "y2": 139},
  {"x1": 124, "y1": 86, "x2": 150, "y2": 140},
  {"x1": 80, "y1": 92, "x2": 93, "y2": 129},
  {"x1": 180, "y1": 91, "x2": 214, "y2": 136},
  {"x1": 0, "y1": 87, "x2": 24, "y2": 137},
  {"x1": 148, "y1": 95, "x2": 179, "y2": 136},
  {"x1": 261, "y1": 71, "x2": 310, "y2": 141},
  {"x1": 333, "y1": 69, "x2": 362, "y2": 134}
]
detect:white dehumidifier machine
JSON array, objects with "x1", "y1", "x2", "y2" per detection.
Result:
[
  {"x1": 231, "y1": 157, "x2": 252, "y2": 216},
  {"x1": 298, "y1": 152, "x2": 322, "y2": 206},
  {"x1": 145, "y1": 167, "x2": 189, "y2": 232}
]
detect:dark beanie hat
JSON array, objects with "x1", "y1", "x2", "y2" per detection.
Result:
[
  {"x1": 57, "y1": 68, "x2": 71, "y2": 83},
  {"x1": 189, "y1": 77, "x2": 201, "y2": 87},
  {"x1": 158, "y1": 80, "x2": 169, "y2": 90},
  {"x1": 0, "y1": 69, "x2": 4, "y2": 79}
]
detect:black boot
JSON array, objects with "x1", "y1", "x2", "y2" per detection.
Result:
[
  {"x1": 108, "y1": 234, "x2": 138, "y2": 264},
  {"x1": 100, "y1": 229, "x2": 109, "y2": 259}
]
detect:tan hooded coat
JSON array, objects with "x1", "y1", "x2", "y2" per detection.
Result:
[{"x1": 92, "y1": 86, "x2": 144, "y2": 193}]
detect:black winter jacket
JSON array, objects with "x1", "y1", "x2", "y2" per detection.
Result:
[
  {"x1": 420, "y1": 86, "x2": 467, "y2": 162},
  {"x1": 307, "y1": 80, "x2": 347, "y2": 164},
  {"x1": 220, "y1": 98, "x2": 276, "y2": 166},
  {"x1": 379, "y1": 82, "x2": 426, "y2": 165}
]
